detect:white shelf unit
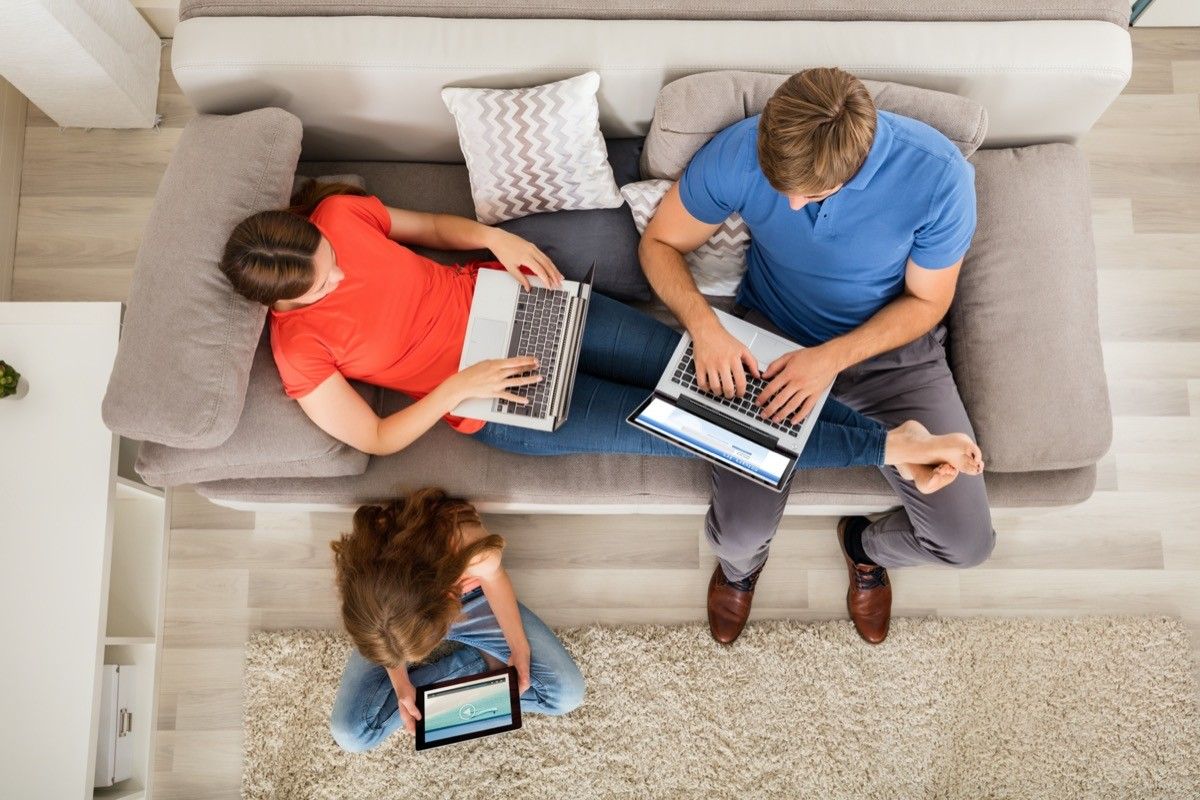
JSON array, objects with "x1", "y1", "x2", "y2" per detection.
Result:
[{"x1": 1, "y1": 303, "x2": 170, "y2": 800}]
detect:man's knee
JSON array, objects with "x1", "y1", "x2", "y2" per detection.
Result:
[{"x1": 920, "y1": 511, "x2": 995, "y2": 568}]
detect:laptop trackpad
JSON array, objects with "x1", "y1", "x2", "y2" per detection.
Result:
[{"x1": 468, "y1": 319, "x2": 509, "y2": 360}]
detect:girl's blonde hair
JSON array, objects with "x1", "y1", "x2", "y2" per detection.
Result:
[{"x1": 331, "y1": 488, "x2": 504, "y2": 667}]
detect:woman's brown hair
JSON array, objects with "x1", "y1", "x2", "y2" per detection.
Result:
[
  {"x1": 330, "y1": 488, "x2": 505, "y2": 668},
  {"x1": 757, "y1": 67, "x2": 876, "y2": 195},
  {"x1": 218, "y1": 180, "x2": 366, "y2": 306}
]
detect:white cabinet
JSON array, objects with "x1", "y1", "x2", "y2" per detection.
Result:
[{"x1": 0, "y1": 303, "x2": 169, "y2": 800}]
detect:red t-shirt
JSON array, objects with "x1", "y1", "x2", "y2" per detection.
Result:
[{"x1": 269, "y1": 194, "x2": 500, "y2": 434}]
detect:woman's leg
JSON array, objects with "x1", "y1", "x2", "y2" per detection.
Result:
[
  {"x1": 790, "y1": 398, "x2": 889, "y2": 470},
  {"x1": 473, "y1": 372, "x2": 686, "y2": 457},
  {"x1": 328, "y1": 639, "x2": 488, "y2": 753},
  {"x1": 577, "y1": 292, "x2": 682, "y2": 389},
  {"x1": 448, "y1": 590, "x2": 585, "y2": 716}
]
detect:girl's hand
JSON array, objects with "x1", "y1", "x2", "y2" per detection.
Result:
[
  {"x1": 446, "y1": 357, "x2": 541, "y2": 406},
  {"x1": 388, "y1": 669, "x2": 422, "y2": 735},
  {"x1": 486, "y1": 229, "x2": 563, "y2": 291},
  {"x1": 508, "y1": 644, "x2": 532, "y2": 695}
]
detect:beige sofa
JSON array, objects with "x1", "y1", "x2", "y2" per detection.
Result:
[{"x1": 102, "y1": 0, "x2": 1129, "y2": 512}]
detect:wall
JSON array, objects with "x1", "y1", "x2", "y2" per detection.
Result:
[{"x1": 0, "y1": 79, "x2": 26, "y2": 301}]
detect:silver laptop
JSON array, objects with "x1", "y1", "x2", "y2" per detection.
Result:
[
  {"x1": 627, "y1": 308, "x2": 832, "y2": 492},
  {"x1": 453, "y1": 265, "x2": 595, "y2": 431}
]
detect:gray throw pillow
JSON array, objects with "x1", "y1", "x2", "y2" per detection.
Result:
[
  {"x1": 102, "y1": 108, "x2": 303, "y2": 448},
  {"x1": 951, "y1": 143, "x2": 1111, "y2": 472},
  {"x1": 642, "y1": 71, "x2": 988, "y2": 180},
  {"x1": 135, "y1": 331, "x2": 379, "y2": 487}
]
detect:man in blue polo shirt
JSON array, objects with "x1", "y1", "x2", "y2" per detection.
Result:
[{"x1": 640, "y1": 67, "x2": 994, "y2": 646}]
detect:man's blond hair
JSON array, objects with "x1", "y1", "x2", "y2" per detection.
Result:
[{"x1": 757, "y1": 68, "x2": 877, "y2": 194}]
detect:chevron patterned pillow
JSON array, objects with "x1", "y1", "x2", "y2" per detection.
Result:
[
  {"x1": 442, "y1": 72, "x2": 624, "y2": 225},
  {"x1": 621, "y1": 179, "x2": 750, "y2": 297}
]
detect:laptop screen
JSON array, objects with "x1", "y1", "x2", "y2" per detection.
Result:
[{"x1": 632, "y1": 397, "x2": 793, "y2": 488}]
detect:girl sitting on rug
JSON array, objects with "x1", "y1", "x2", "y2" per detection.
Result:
[{"x1": 329, "y1": 487, "x2": 584, "y2": 752}]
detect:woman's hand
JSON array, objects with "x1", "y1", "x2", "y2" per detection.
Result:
[
  {"x1": 485, "y1": 229, "x2": 563, "y2": 291},
  {"x1": 446, "y1": 357, "x2": 541, "y2": 406},
  {"x1": 387, "y1": 667, "x2": 422, "y2": 735},
  {"x1": 508, "y1": 643, "x2": 532, "y2": 695}
]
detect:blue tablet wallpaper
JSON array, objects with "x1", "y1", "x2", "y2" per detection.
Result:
[{"x1": 422, "y1": 673, "x2": 515, "y2": 743}]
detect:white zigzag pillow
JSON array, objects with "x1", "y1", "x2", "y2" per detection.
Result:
[
  {"x1": 621, "y1": 179, "x2": 750, "y2": 297},
  {"x1": 442, "y1": 72, "x2": 624, "y2": 225}
]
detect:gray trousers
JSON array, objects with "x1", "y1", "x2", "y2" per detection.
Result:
[{"x1": 705, "y1": 309, "x2": 996, "y2": 581}]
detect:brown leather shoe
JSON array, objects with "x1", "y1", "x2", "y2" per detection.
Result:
[
  {"x1": 706, "y1": 562, "x2": 765, "y2": 645},
  {"x1": 838, "y1": 517, "x2": 892, "y2": 645}
]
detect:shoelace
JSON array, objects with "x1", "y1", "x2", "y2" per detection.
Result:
[{"x1": 854, "y1": 564, "x2": 889, "y2": 591}]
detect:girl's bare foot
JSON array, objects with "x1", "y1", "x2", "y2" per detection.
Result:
[
  {"x1": 885, "y1": 420, "x2": 985, "y2": 475},
  {"x1": 896, "y1": 461, "x2": 959, "y2": 494}
]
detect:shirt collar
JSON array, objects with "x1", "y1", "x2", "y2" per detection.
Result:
[{"x1": 843, "y1": 111, "x2": 892, "y2": 192}]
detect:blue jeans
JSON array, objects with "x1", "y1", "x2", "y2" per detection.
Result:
[
  {"x1": 329, "y1": 588, "x2": 585, "y2": 753},
  {"x1": 473, "y1": 292, "x2": 887, "y2": 469}
]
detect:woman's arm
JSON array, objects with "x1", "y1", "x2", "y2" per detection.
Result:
[
  {"x1": 385, "y1": 665, "x2": 422, "y2": 735},
  {"x1": 383, "y1": 206, "x2": 563, "y2": 290},
  {"x1": 296, "y1": 358, "x2": 540, "y2": 456},
  {"x1": 472, "y1": 553, "x2": 532, "y2": 693}
]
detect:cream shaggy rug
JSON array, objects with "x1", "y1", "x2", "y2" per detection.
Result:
[{"x1": 244, "y1": 617, "x2": 1200, "y2": 800}]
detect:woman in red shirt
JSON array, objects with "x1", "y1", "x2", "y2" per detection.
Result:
[{"x1": 219, "y1": 182, "x2": 983, "y2": 492}]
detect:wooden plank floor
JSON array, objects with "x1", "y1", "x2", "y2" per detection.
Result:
[{"x1": 11, "y1": 31, "x2": 1200, "y2": 799}]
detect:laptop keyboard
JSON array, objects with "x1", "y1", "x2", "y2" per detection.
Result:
[
  {"x1": 495, "y1": 286, "x2": 569, "y2": 418},
  {"x1": 670, "y1": 344, "x2": 803, "y2": 436}
]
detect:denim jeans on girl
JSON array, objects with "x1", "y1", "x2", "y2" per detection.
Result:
[
  {"x1": 472, "y1": 292, "x2": 887, "y2": 469},
  {"x1": 330, "y1": 587, "x2": 585, "y2": 752}
]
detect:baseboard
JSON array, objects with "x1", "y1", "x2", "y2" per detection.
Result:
[{"x1": 0, "y1": 78, "x2": 25, "y2": 302}]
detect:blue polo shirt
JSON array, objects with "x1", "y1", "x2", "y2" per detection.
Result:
[{"x1": 679, "y1": 110, "x2": 976, "y2": 346}]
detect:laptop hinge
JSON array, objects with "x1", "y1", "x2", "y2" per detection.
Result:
[{"x1": 674, "y1": 394, "x2": 780, "y2": 450}]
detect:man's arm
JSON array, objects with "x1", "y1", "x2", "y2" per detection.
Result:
[
  {"x1": 640, "y1": 183, "x2": 761, "y2": 397},
  {"x1": 758, "y1": 258, "x2": 961, "y2": 423}
]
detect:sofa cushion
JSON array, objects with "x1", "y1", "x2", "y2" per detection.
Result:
[
  {"x1": 441, "y1": 72, "x2": 623, "y2": 224},
  {"x1": 951, "y1": 143, "x2": 1111, "y2": 472},
  {"x1": 299, "y1": 138, "x2": 653, "y2": 301},
  {"x1": 642, "y1": 71, "x2": 988, "y2": 180},
  {"x1": 135, "y1": 332, "x2": 379, "y2": 487},
  {"x1": 191, "y1": 404, "x2": 1099, "y2": 508},
  {"x1": 290, "y1": 172, "x2": 365, "y2": 199},
  {"x1": 102, "y1": 108, "x2": 302, "y2": 448},
  {"x1": 179, "y1": 0, "x2": 1131, "y2": 29}
]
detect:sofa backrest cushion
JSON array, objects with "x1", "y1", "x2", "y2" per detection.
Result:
[
  {"x1": 102, "y1": 108, "x2": 302, "y2": 448},
  {"x1": 171, "y1": 16, "x2": 1131, "y2": 161},
  {"x1": 179, "y1": 0, "x2": 1131, "y2": 28},
  {"x1": 952, "y1": 143, "x2": 1111, "y2": 472},
  {"x1": 641, "y1": 71, "x2": 988, "y2": 181},
  {"x1": 135, "y1": 331, "x2": 377, "y2": 486}
]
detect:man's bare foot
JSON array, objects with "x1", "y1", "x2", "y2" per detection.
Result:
[
  {"x1": 885, "y1": 420, "x2": 984, "y2": 475},
  {"x1": 896, "y1": 461, "x2": 959, "y2": 494}
]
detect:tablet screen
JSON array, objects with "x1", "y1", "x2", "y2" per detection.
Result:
[{"x1": 417, "y1": 668, "x2": 521, "y2": 749}]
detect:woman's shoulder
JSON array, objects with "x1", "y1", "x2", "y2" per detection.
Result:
[{"x1": 311, "y1": 193, "x2": 390, "y2": 234}]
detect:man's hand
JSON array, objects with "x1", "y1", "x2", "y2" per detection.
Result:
[
  {"x1": 388, "y1": 669, "x2": 422, "y2": 735},
  {"x1": 691, "y1": 320, "x2": 761, "y2": 398},
  {"x1": 508, "y1": 644, "x2": 532, "y2": 695},
  {"x1": 758, "y1": 345, "x2": 841, "y2": 424}
]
